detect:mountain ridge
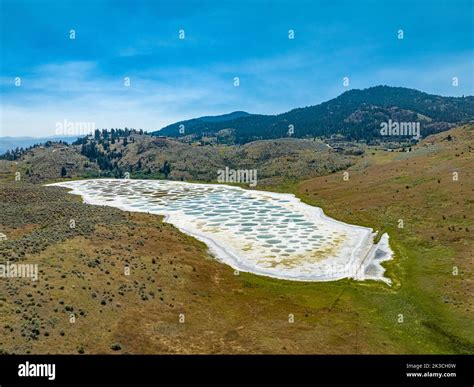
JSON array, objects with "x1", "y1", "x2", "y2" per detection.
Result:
[
  {"x1": 0, "y1": 135, "x2": 81, "y2": 154},
  {"x1": 155, "y1": 86, "x2": 474, "y2": 143}
]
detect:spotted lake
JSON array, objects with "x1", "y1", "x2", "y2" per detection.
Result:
[{"x1": 49, "y1": 179, "x2": 393, "y2": 283}]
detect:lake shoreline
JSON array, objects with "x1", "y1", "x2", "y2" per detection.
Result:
[{"x1": 47, "y1": 179, "x2": 394, "y2": 284}]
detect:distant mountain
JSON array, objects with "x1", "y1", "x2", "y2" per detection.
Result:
[
  {"x1": 0, "y1": 135, "x2": 80, "y2": 154},
  {"x1": 157, "y1": 111, "x2": 252, "y2": 137},
  {"x1": 198, "y1": 111, "x2": 252, "y2": 122},
  {"x1": 155, "y1": 86, "x2": 474, "y2": 143}
]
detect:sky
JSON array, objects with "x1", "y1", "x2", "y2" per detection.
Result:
[{"x1": 0, "y1": 0, "x2": 473, "y2": 137}]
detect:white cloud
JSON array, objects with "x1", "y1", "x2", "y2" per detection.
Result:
[{"x1": 2, "y1": 50, "x2": 472, "y2": 137}]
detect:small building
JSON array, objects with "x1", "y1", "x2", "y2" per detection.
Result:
[{"x1": 0, "y1": 233, "x2": 7, "y2": 241}]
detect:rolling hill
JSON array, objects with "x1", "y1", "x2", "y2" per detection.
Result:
[{"x1": 1, "y1": 133, "x2": 354, "y2": 186}]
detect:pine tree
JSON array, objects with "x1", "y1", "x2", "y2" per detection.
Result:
[{"x1": 160, "y1": 161, "x2": 171, "y2": 178}]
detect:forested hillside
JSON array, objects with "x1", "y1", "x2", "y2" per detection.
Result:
[{"x1": 157, "y1": 86, "x2": 474, "y2": 143}]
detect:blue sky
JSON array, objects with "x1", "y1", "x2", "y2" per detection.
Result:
[{"x1": 0, "y1": 0, "x2": 473, "y2": 136}]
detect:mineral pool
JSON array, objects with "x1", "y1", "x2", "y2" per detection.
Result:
[{"x1": 48, "y1": 179, "x2": 393, "y2": 283}]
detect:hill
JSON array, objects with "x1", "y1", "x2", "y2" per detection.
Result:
[
  {"x1": 198, "y1": 111, "x2": 252, "y2": 123},
  {"x1": 155, "y1": 86, "x2": 474, "y2": 143},
  {"x1": 3, "y1": 130, "x2": 355, "y2": 186},
  {"x1": 0, "y1": 142, "x2": 99, "y2": 183},
  {"x1": 157, "y1": 111, "x2": 253, "y2": 142},
  {"x1": 296, "y1": 124, "x2": 474, "y2": 353}
]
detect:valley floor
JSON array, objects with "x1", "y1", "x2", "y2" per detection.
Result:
[{"x1": 0, "y1": 126, "x2": 472, "y2": 354}]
